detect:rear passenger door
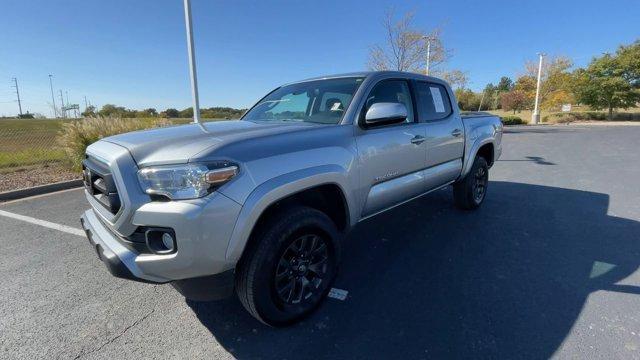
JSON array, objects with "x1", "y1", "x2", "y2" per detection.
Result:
[{"x1": 414, "y1": 81, "x2": 465, "y2": 189}]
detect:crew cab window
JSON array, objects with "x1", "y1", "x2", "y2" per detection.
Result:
[
  {"x1": 364, "y1": 80, "x2": 415, "y2": 123},
  {"x1": 242, "y1": 77, "x2": 363, "y2": 124},
  {"x1": 416, "y1": 82, "x2": 452, "y2": 121}
]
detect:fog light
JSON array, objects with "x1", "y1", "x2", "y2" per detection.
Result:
[
  {"x1": 162, "y1": 233, "x2": 174, "y2": 251},
  {"x1": 144, "y1": 228, "x2": 176, "y2": 254}
]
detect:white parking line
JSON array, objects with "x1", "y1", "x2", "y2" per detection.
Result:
[{"x1": 0, "y1": 209, "x2": 85, "y2": 237}]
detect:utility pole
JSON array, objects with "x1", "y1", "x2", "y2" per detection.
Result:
[
  {"x1": 49, "y1": 75, "x2": 58, "y2": 118},
  {"x1": 59, "y1": 90, "x2": 66, "y2": 118},
  {"x1": 183, "y1": 0, "x2": 201, "y2": 123},
  {"x1": 11, "y1": 77, "x2": 23, "y2": 116},
  {"x1": 84, "y1": 96, "x2": 88, "y2": 110},
  {"x1": 422, "y1": 36, "x2": 432, "y2": 75},
  {"x1": 531, "y1": 53, "x2": 545, "y2": 124}
]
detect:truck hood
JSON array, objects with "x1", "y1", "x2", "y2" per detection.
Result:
[{"x1": 102, "y1": 120, "x2": 316, "y2": 166}]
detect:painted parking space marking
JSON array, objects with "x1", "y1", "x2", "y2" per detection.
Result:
[
  {"x1": 0, "y1": 209, "x2": 85, "y2": 237},
  {"x1": 328, "y1": 288, "x2": 349, "y2": 301}
]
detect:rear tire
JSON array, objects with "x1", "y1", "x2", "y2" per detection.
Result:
[
  {"x1": 235, "y1": 206, "x2": 341, "y2": 326},
  {"x1": 453, "y1": 156, "x2": 489, "y2": 210}
]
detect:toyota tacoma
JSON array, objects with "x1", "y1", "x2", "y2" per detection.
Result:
[{"x1": 80, "y1": 71, "x2": 502, "y2": 325}]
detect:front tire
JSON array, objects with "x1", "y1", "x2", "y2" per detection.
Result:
[
  {"x1": 235, "y1": 206, "x2": 341, "y2": 326},
  {"x1": 453, "y1": 156, "x2": 489, "y2": 210}
]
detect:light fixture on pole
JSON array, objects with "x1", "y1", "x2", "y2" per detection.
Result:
[
  {"x1": 422, "y1": 36, "x2": 432, "y2": 76},
  {"x1": 183, "y1": 0, "x2": 201, "y2": 124},
  {"x1": 531, "y1": 52, "x2": 545, "y2": 125}
]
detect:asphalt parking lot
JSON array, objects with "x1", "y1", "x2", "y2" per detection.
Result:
[{"x1": 1, "y1": 125, "x2": 640, "y2": 359}]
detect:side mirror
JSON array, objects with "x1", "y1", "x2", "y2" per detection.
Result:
[{"x1": 365, "y1": 102, "x2": 407, "y2": 125}]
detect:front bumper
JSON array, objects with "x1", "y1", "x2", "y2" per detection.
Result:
[
  {"x1": 81, "y1": 209, "x2": 167, "y2": 283},
  {"x1": 80, "y1": 189, "x2": 242, "y2": 285},
  {"x1": 81, "y1": 207, "x2": 238, "y2": 299}
]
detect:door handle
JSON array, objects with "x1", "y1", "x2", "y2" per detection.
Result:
[
  {"x1": 410, "y1": 135, "x2": 426, "y2": 145},
  {"x1": 451, "y1": 129, "x2": 463, "y2": 137}
]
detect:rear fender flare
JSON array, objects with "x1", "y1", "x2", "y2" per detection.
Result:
[{"x1": 461, "y1": 137, "x2": 495, "y2": 179}]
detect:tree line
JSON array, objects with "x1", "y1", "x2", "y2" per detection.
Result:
[
  {"x1": 81, "y1": 105, "x2": 246, "y2": 119},
  {"x1": 368, "y1": 11, "x2": 640, "y2": 120},
  {"x1": 458, "y1": 41, "x2": 639, "y2": 119}
]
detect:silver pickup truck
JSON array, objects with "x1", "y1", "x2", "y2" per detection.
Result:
[{"x1": 80, "y1": 71, "x2": 502, "y2": 325}]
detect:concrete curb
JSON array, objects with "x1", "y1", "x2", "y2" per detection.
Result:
[{"x1": 0, "y1": 179, "x2": 83, "y2": 202}]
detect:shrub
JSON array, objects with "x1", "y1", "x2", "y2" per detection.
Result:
[
  {"x1": 500, "y1": 115, "x2": 525, "y2": 125},
  {"x1": 57, "y1": 116, "x2": 171, "y2": 170},
  {"x1": 544, "y1": 111, "x2": 638, "y2": 123}
]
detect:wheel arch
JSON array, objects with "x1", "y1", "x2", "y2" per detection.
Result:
[
  {"x1": 461, "y1": 138, "x2": 496, "y2": 178},
  {"x1": 225, "y1": 165, "x2": 355, "y2": 263}
]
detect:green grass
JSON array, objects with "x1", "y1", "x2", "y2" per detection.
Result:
[
  {"x1": 0, "y1": 119, "x2": 70, "y2": 169},
  {"x1": 0, "y1": 119, "x2": 70, "y2": 151},
  {"x1": 0, "y1": 117, "x2": 227, "y2": 170},
  {"x1": 0, "y1": 148, "x2": 66, "y2": 169},
  {"x1": 0, "y1": 118, "x2": 158, "y2": 170}
]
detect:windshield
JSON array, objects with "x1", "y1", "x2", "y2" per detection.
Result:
[{"x1": 242, "y1": 77, "x2": 364, "y2": 124}]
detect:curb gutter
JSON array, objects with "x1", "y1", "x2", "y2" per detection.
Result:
[{"x1": 0, "y1": 179, "x2": 83, "y2": 202}]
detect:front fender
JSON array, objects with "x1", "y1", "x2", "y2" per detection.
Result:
[{"x1": 224, "y1": 164, "x2": 355, "y2": 263}]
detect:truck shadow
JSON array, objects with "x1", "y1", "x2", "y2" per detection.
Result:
[
  {"x1": 187, "y1": 181, "x2": 640, "y2": 359},
  {"x1": 498, "y1": 156, "x2": 556, "y2": 165}
]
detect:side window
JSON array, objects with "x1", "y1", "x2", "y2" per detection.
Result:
[
  {"x1": 416, "y1": 82, "x2": 452, "y2": 122},
  {"x1": 363, "y1": 80, "x2": 415, "y2": 123}
]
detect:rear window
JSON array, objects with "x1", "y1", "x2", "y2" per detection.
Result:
[{"x1": 416, "y1": 82, "x2": 452, "y2": 122}]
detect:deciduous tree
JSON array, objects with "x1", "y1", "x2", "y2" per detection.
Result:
[
  {"x1": 500, "y1": 90, "x2": 529, "y2": 114},
  {"x1": 81, "y1": 105, "x2": 96, "y2": 117},
  {"x1": 436, "y1": 69, "x2": 468, "y2": 90},
  {"x1": 367, "y1": 10, "x2": 450, "y2": 73},
  {"x1": 572, "y1": 41, "x2": 640, "y2": 119}
]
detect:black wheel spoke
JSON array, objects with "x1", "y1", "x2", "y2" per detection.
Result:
[
  {"x1": 310, "y1": 243, "x2": 327, "y2": 257},
  {"x1": 472, "y1": 164, "x2": 488, "y2": 203},
  {"x1": 308, "y1": 235, "x2": 318, "y2": 255},
  {"x1": 277, "y1": 278, "x2": 295, "y2": 301},
  {"x1": 308, "y1": 261, "x2": 326, "y2": 276},
  {"x1": 274, "y1": 233, "x2": 331, "y2": 306}
]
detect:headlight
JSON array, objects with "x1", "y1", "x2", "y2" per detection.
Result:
[{"x1": 137, "y1": 163, "x2": 238, "y2": 200}]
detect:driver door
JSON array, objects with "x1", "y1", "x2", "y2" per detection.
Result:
[{"x1": 354, "y1": 79, "x2": 428, "y2": 217}]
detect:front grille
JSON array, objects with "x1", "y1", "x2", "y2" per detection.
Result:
[{"x1": 83, "y1": 156, "x2": 121, "y2": 214}]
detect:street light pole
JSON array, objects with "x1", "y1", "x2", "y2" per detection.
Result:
[
  {"x1": 423, "y1": 36, "x2": 432, "y2": 75},
  {"x1": 183, "y1": 0, "x2": 201, "y2": 123},
  {"x1": 532, "y1": 53, "x2": 545, "y2": 124},
  {"x1": 49, "y1": 75, "x2": 57, "y2": 118},
  {"x1": 478, "y1": 89, "x2": 487, "y2": 112}
]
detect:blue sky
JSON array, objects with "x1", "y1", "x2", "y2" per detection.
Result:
[{"x1": 1, "y1": 0, "x2": 638, "y2": 117}]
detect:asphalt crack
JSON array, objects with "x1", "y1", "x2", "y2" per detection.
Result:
[{"x1": 72, "y1": 307, "x2": 156, "y2": 359}]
